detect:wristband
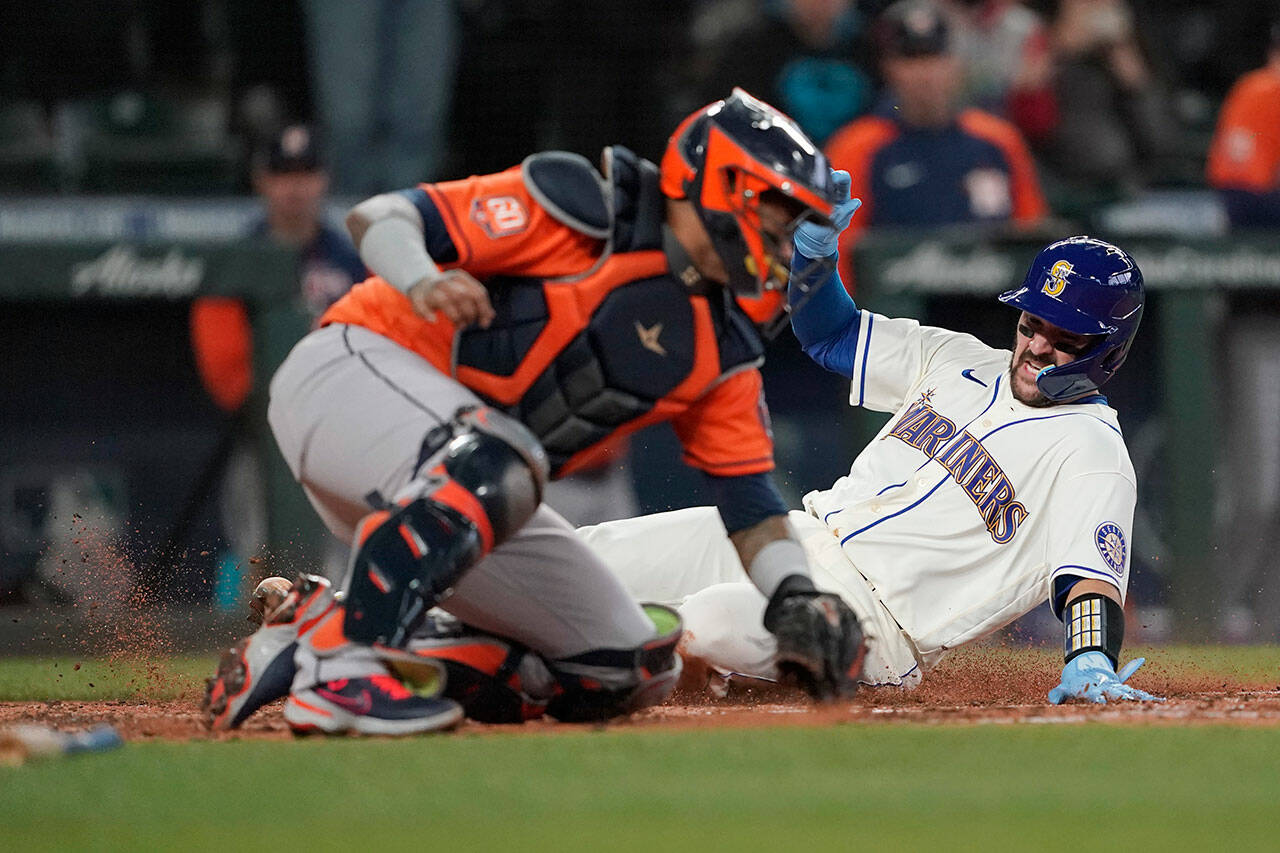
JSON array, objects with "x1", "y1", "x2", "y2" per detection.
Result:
[{"x1": 1063, "y1": 593, "x2": 1124, "y2": 668}]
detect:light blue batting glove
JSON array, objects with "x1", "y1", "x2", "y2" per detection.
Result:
[
  {"x1": 793, "y1": 169, "x2": 862, "y2": 259},
  {"x1": 1047, "y1": 651, "x2": 1164, "y2": 704}
]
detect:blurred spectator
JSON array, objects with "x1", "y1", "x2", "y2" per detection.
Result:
[
  {"x1": 250, "y1": 125, "x2": 367, "y2": 318},
  {"x1": 301, "y1": 0, "x2": 459, "y2": 194},
  {"x1": 942, "y1": 0, "x2": 1057, "y2": 143},
  {"x1": 823, "y1": 0, "x2": 1047, "y2": 285},
  {"x1": 1041, "y1": 0, "x2": 1177, "y2": 196},
  {"x1": 191, "y1": 124, "x2": 364, "y2": 416},
  {"x1": 1206, "y1": 22, "x2": 1280, "y2": 226},
  {"x1": 1206, "y1": 22, "x2": 1280, "y2": 642},
  {"x1": 689, "y1": 0, "x2": 876, "y2": 146}
]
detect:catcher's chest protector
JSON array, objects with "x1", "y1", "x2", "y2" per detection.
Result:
[{"x1": 455, "y1": 147, "x2": 763, "y2": 475}]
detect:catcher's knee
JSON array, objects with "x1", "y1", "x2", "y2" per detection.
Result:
[
  {"x1": 343, "y1": 405, "x2": 549, "y2": 648},
  {"x1": 546, "y1": 604, "x2": 683, "y2": 722}
]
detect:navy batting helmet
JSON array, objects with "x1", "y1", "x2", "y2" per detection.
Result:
[
  {"x1": 660, "y1": 88, "x2": 839, "y2": 329},
  {"x1": 998, "y1": 236, "x2": 1145, "y2": 401}
]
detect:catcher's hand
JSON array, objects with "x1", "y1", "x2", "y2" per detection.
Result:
[
  {"x1": 409, "y1": 269, "x2": 495, "y2": 328},
  {"x1": 764, "y1": 578, "x2": 865, "y2": 701}
]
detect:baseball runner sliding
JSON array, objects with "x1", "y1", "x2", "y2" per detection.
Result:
[{"x1": 582, "y1": 212, "x2": 1161, "y2": 704}]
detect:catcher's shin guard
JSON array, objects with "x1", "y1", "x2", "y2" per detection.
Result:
[
  {"x1": 546, "y1": 604, "x2": 684, "y2": 723},
  {"x1": 343, "y1": 405, "x2": 548, "y2": 648},
  {"x1": 406, "y1": 612, "x2": 558, "y2": 723},
  {"x1": 203, "y1": 573, "x2": 336, "y2": 730}
]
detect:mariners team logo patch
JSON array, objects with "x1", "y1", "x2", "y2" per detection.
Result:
[
  {"x1": 1095, "y1": 522, "x2": 1126, "y2": 576},
  {"x1": 1042, "y1": 260, "x2": 1073, "y2": 297},
  {"x1": 471, "y1": 195, "x2": 528, "y2": 238}
]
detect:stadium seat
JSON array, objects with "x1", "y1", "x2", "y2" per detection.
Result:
[
  {"x1": 78, "y1": 91, "x2": 242, "y2": 195},
  {"x1": 0, "y1": 101, "x2": 60, "y2": 194}
]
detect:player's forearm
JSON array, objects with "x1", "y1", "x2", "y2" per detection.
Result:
[
  {"x1": 1063, "y1": 578, "x2": 1121, "y2": 607},
  {"x1": 788, "y1": 250, "x2": 861, "y2": 377},
  {"x1": 346, "y1": 192, "x2": 440, "y2": 293},
  {"x1": 728, "y1": 514, "x2": 812, "y2": 599}
]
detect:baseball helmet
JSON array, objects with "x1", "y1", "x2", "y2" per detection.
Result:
[
  {"x1": 660, "y1": 88, "x2": 839, "y2": 329},
  {"x1": 998, "y1": 236, "x2": 1145, "y2": 401}
]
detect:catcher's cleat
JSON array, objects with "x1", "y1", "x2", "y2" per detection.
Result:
[
  {"x1": 284, "y1": 674, "x2": 464, "y2": 736},
  {"x1": 202, "y1": 573, "x2": 334, "y2": 730}
]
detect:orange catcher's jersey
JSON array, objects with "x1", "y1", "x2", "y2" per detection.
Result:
[{"x1": 321, "y1": 147, "x2": 773, "y2": 478}]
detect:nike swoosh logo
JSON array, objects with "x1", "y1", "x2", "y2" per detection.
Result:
[
  {"x1": 316, "y1": 687, "x2": 372, "y2": 715},
  {"x1": 961, "y1": 369, "x2": 987, "y2": 387}
]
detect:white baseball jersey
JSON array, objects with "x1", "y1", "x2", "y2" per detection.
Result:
[{"x1": 802, "y1": 311, "x2": 1136, "y2": 669}]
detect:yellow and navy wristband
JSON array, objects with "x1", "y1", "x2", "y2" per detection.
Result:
[{"x1": 1063, "y1": 593, "x2": 1124, "y2": 668}]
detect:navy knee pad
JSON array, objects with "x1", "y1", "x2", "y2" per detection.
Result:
[{"x1": 343, "y1": 405, "x2": 550, "y2": 648}]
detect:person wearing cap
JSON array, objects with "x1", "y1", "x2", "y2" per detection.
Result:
[
  {"x1": 823, "y1": 0, "x2": 1047, "y2": 287},
  {"x1": 191, "y1": 125, "x2": 367, "y2": 418},
  {"x1": 250, "y1": 124, "x2": 367, "y2": 320}
]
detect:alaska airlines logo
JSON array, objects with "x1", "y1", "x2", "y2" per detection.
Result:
[
  {"x1": 635, "y1": 321, "x2": 667, "y2": 356},
  {"x1": 888, "y1": 398, "x2": 1029, "y2": 543},
  {"x1": 1042, "y1": 260, "x2": 1073, "y2": 297}
]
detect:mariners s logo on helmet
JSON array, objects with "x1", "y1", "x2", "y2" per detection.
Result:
[{"x1": 1042, "y1": 260, "x2": 1073, "y2": 297}]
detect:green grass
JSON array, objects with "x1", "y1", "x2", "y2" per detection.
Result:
[
  {"x1": 3, "y1": 726, "x2": 1280, "y2": 851},
  {"x1": 0, "y1": 655, "x2": 214, "y2": 701},
  {"x1": 3, "y1": 648, "x2": 1279, "y2": 851}
]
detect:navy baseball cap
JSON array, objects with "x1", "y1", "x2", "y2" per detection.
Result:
[
  {"x1": 260, "y1": 124, "x2": 323, "y2": 173},
  {"x1": 877, "y1": 0, "x2": 951, "y2": 58}
]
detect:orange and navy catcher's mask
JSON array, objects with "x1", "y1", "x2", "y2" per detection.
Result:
[{"x1": 660, "y1": 89, "x2": 839, "y2": 335}]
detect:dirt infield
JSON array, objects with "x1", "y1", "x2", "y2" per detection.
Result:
[{"x1": 4, "y1": 646, "x2": 1278, "y2": 740}]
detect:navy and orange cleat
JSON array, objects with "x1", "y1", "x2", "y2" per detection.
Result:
[
  {"x1": 284, "y1": 673, "x2": 464, "y2": 735},
  {"x1": 202, "y1": 573, "x2": 335, "y2": 730}
]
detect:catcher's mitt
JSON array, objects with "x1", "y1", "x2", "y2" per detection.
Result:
[{"x1": 764, "y1": 577, "x2": 866, "y2": 701}]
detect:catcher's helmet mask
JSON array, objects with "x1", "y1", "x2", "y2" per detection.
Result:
[
  {"x1": 661, "y1": 88, "x2": 840, "y2": 334},
  {"x1": 998, "y1": 236, "x2": 1145, "y2": 402}
]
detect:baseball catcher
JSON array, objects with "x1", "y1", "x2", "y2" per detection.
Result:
[{"x1": 203, "y1": 90, "x2": 866, "y2": 734}]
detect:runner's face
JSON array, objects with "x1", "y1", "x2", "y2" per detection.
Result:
[{"x1": 1009, "y1": 312, "x2": 1096, "y2": 405}]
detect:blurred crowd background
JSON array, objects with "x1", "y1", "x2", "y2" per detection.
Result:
[{"x1": 1, "y1": 0, "x2": 1279, "y2": 644}]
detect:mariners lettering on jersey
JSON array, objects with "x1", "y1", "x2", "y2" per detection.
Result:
[{"x1": 887, "y1": 395, "x2": 1029, "y2": 543}]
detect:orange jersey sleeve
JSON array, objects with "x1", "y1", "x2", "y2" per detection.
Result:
[
  {"x1": 824, "y1": 116, "x2": 898, "y2": 293},
  {"x1": 1207, "y1": 69, "x2": 1280, "y2": 192},
  {"x1": 423, "y1": 167, "x2": 603, "y2": 280},
  {"x1": 189, "y1": 296, "x2": 252, "y2": 413},
  {"x1": 957, "y1": 109, "x2": 1048, "y2": 225},
  {"x1": 672, "y1": 369, "x2": 775, "y2": 477}
]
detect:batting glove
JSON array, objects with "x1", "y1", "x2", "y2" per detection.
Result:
[
  {"x1": 1047, "y1": 651, "x2": 1164, "y2": 704},
  {"x1": 793, "y1": 169, "x2": 862, "y2": 259}
]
